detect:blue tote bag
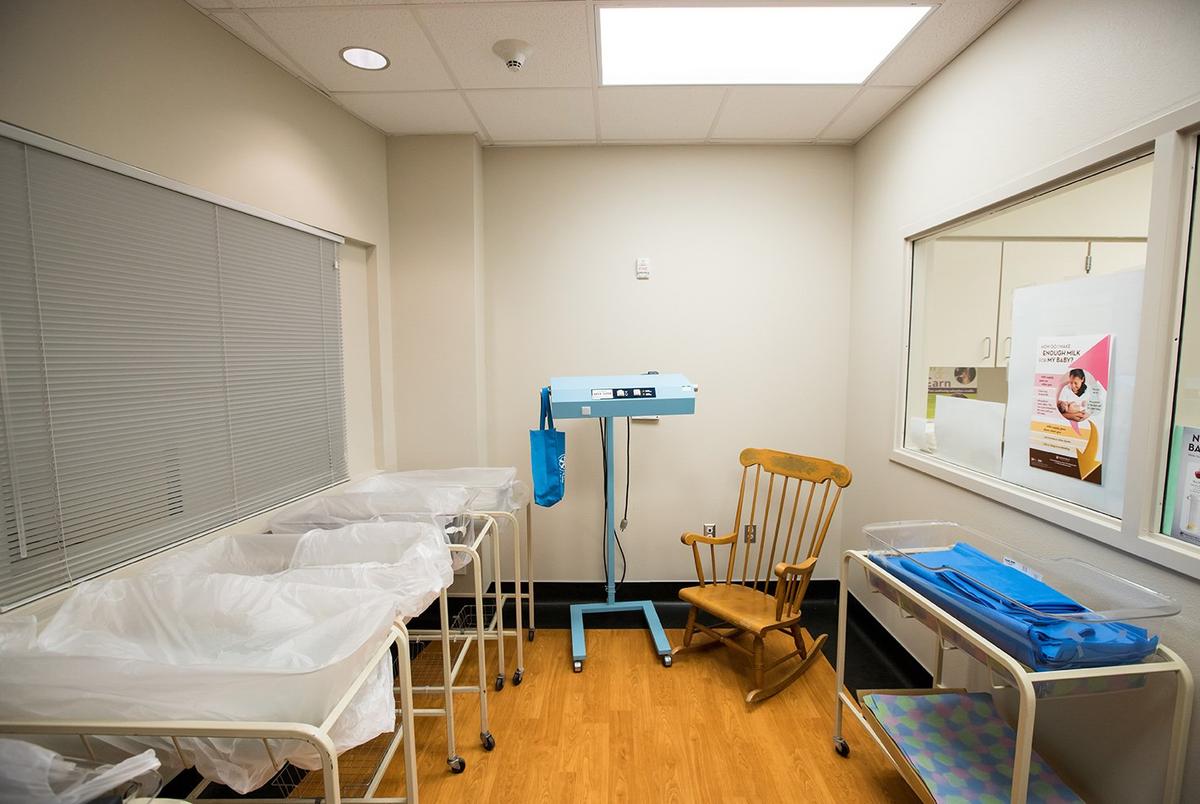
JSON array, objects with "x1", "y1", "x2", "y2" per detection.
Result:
[{"x1": 530, "y1": 386, "x2": 566, "y2": 507}]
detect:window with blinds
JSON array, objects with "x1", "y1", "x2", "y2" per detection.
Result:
[{"x1": 0, "y1": 132, "x2": 347, "y2": 609}]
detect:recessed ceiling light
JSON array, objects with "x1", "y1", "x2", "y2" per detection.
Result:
[
  {"x1": 599, "y1": 6, "x2": 931, "y2": 86},
  {"x1": 340, "y1": 46, "x2": 389, "y2": 71}
]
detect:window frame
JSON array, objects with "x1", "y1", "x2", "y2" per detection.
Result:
[
  {"x1": 0, "y1": 121, "x2": 343, "y2": 244},
  {"x1": 890, "y1": 99, "x2": 1200, "y2": 580}
]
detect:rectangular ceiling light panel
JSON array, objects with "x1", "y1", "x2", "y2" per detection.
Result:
[{"x1": 599, "y1": 5, "x2": 932, "y2": 86}]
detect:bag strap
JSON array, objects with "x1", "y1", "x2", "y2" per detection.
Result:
[{"x1": 540, "y1": 386, "x2": 555, "y2": 431}]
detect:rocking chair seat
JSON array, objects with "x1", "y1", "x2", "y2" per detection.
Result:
[{"x1": 679, "y1": 583, "x2": 793, "y2": 634}]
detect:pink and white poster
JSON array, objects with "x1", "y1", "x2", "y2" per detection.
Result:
[{"x1": 1028, "y1": 334, "x2": 1111, "y2": 484}]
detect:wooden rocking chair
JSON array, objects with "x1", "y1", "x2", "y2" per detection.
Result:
[{"x1": 673, "y1": 448, "x2": 852, "y2": 703}]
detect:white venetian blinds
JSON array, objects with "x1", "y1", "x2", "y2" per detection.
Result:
[{"x1": 0, "y1": 133, "x2": 347, "y2": 609}]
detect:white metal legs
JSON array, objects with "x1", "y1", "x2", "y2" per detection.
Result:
[
  {"x1": 486, "y1": 508, "x2": 529, "y2": 684},
  {"x1": 1162, "y1": 644, "x2": 1194, "y2": 803},
  {"x1": 409, "y1": 541, "x2": 493, "y2": 755}
]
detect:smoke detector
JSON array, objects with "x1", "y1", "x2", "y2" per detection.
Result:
[{"x1": 492, "y1": 39, "x2": 532, "y2": 72}]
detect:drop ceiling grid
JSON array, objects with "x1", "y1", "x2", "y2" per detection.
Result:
[
  {"x1": 406, "y1": 6, "x2": 496, "y2": 143},
  {"x1": 185, "y1": 0, "x2": 1017, "y2": 145}
]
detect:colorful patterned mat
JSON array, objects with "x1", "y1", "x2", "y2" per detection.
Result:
[{"x1": 862, "y1": 692, "x2": 1082, "y2": 803}]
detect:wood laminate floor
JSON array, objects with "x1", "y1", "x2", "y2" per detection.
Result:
[{"x1": 295, "y1": 628, "x2": 918, "y2": 803}]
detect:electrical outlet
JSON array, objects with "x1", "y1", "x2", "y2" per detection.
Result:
[
  {"x1": 703, "y1": 523, "x2": 717, "y2": 538},
  {"x1": 744, "y1": 524, "x2": 757, "y2": 543}
]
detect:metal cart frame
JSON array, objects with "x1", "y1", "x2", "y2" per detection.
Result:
[
  {"x1": 834, "y1": 549, "x2": 1194, "y2": 804},
  {"x1": 0, "y1": 624, "x2": 420, "y2": 804}
]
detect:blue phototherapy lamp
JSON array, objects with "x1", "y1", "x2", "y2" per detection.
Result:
[{"x1": 547, "y1": 373, "x2": 698, "y2": 672}]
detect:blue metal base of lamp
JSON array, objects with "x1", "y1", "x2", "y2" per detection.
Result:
[{"x1": 569, "y1": 599, "x2": 673, "y2": 671}]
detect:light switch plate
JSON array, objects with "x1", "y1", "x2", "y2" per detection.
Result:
[{"x1": 635, "y1": 257, "x2": 650, "y2": 280}]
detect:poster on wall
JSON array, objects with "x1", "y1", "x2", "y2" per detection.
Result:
[
  {"x1": 1000, "y1": 271, "x2": 1141, "y2": 518},
  {"x1": 1027, "y1": 334, "x2": 1111, "y2": 484},
  {"x1": 1168, "y1": 427, "x2": 1200, "y2": 546}
]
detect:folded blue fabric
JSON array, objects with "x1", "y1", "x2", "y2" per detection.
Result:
[{"x1": 870, "y1": 542, "x2": 1157, "y2": 671}]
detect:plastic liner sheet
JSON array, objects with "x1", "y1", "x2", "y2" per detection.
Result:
[
  {"x1": 0, "y1": 574, "x2": 401, "y2": 794},
  {"x1": 870, "y1": 542, "x2": 1158, "y2": 670},
  {"x1": 268, "y1": 487, "x2": 471, "y2": 533},
  {"x1": 150, "y1": 522, "x2": 453, "y2": 622},
  {"x1": 268, "y1": 488, "x2": 476, "y2": 569},
  {"x1": 347, "y1": 467, "x2": 530, "y2": 513},
  {"x1": 0, "y1": 740, "x2": 160, "y2": 804}
]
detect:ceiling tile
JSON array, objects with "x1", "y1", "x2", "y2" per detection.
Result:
[
  {"x1": 711, "y1": 87, "x2": 857, "y2": 140},
  {"x1": 466, "y1": 89, "x2": 595, "y2": 142},
  {"x1": 869, "y1": 0, "x2": 1014, "y2": 87},
  {"x1": 819, "y1": 86, "x2": 911, "y2": 141},
  {"x1": 597, "y1": 87, "x2": 724, "y2": 141},
  {"x1": 244, "y1": 7, "x2": 453, "y2": 92},
  {"x1": 334, "y1": 91, "x2": 480, "y2": 136},
  {"x1": 209, "y1": 11, "x2": 296, "y2": 72},
  {"x1": 416, "y1": 2, "x2": 592, "y2": 90}
]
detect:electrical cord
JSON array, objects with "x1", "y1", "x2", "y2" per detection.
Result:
[{"x1": 598, "y1": 418, "x2": 628, "y2": 593}]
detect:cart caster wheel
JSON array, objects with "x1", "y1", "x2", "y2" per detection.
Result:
[
  {"x1": 448, "y1": 756, "x2": 466, "y2": 774},
  {"x1": 513, "y1": 669, "x2": 524, "y2": 686},
  {"x1": 528, "y1": 628, "x2": 536, "y2": 642},
  {"x1": 573, "y1": 660, "x2": 583, "y2": 673},
  {"x1": 495, "y1": 675, "x2": 504, "y2": 692},
  {"x1": 834, "y1": 738, "x2": 850, "y2": 758},
  {"x1": 481, "y1": 732, "x2": 496, "y2": 751},
  {"x1": 662, "y1": 655, "x2": 673, "y2": 667}
]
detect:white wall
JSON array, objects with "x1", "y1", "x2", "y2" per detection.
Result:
[
  {"x1": 0, "y1": 0, "x2": 394, "y2": 478},
  {"x1": 484, "y1": 145, "x2": 854, "y2": 582},
  {"x1": 846, "y1": 0, "x2": 1200, "y2": 798},
  {"x1": 387, "y1": 135, "x2": 487, "y2": 470}
]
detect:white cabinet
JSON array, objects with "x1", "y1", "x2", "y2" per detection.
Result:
[
  {"x1": 922, "y1": 240, "x2": 1002, "y2": 367},
  {"x1": 919, "y1": 238, "x2": 1146, "y2": 374},
  {"x1": 996, "y1": 241, "x2": 1089, "y2": 365},
  {"x1": 1089, "y1": 241, "x2": 1147, "y2": 275}
]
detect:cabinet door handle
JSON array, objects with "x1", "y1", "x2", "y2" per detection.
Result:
[
  {"x1": 982, "y1": 336, "x2": 992, "y2": 360},
  {"x1": 1004, "y1": 336, "x2": 1012, "y2": 361}
]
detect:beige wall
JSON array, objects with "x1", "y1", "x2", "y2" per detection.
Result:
[
  {"x1": 0, "y1": 0, "x2": 393, "y2": 479},
  {"x1": 483, "y1": 145, "x2": 854, "y2": 582},
  {"x1": 387, "y1": 135, "x2": 487, "y2": 470},
  {"x1": 847, "y1": 0, "x2": 1200, "y2": 797}
]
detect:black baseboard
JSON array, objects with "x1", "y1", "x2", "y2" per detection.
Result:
[{"x1": 484, "y1": 578, "x2": 838, "y2": 601}]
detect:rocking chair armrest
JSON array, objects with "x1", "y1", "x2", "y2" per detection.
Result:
[
  {"x1": 773, "y1": 557, "x2": 818, "y2": 619},
  {"x1": 682, "y1": 531, "x2": 736, "y2": 586},
  {"x1": 773, "y1": 557, "x2": 818, "y2": 580},
  {"x1": 680, "y1": 531, "x2": 736, "y2": 546}
]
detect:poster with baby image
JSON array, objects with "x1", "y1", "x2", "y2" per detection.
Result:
[
  {"x1": 1028, "y1": 334, "x2": 1111, "y2": 484},
  {"x1": 1168, "y1": 427, "x2": 1200, "y2": 546}
]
